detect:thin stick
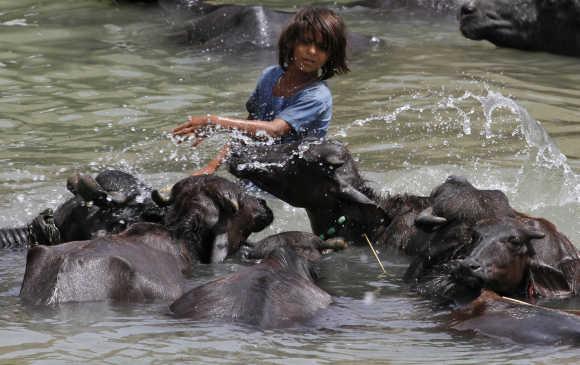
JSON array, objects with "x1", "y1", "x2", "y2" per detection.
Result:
[
  {"x1": 363, "y1": 233, "x2": 386, "y2": 274},
  {"x1": 501, "y1": 295, "x2": 580, "y2": 316}
]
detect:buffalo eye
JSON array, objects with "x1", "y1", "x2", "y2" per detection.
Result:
[{"x1": 507, "y1": 235, "x2": 526, "y2": 249}]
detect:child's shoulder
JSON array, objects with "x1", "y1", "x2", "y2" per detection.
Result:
[
  {"x1": 255, "y1": 65, "x2": 283, "y2": 86},
  {"x1": 260, "y1": 64, "x2": 283, "y2": 78}
]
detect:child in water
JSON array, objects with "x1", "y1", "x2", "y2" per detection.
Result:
[{"x1": 173, "y1": 7, "x2": 349, "y2": 175}]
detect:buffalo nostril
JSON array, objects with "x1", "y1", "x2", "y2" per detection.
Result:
[{"x1": 460, "y1": 3, "x2": 476, "y2": 16}]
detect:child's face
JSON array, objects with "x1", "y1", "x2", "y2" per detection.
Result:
[{"x1": 292, "y1": 31, "x2": 329, "y2": 74}]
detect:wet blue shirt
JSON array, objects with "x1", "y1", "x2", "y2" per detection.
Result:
[{"x1": 246, "y1": 65, "x2": 332, "y2": 143}]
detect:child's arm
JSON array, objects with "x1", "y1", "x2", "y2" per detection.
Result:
[
  {"x1": 173, "y1": 115, "x2": 291, "y2": 139},
  {"x1": 191, "y1": 143, "x2": 230, "y2": 176}
]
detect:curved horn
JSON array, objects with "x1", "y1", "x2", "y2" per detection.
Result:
[
  {"x1": 76, "y1": 175, "x2": 107, "y2": 203},
  {"x1": 415, "y1": 207, "x2": 448, "y2": 230},
  {"x1": 151, "y1": 189, "x2": 174, "y2": 207},
  {"x1": 204, "y1": 185, "x2": 239, "y2": 214},
  {"x1": 76, "y1": 175, "x2": 133, "y2": 207},
  {"x1": 524, "y1": 228, "x2": 546, "y2": 241},
  {"x1": 335, "y1": 176, "x2": 377, "y2": 206}
]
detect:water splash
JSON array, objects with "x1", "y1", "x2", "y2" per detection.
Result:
[
  {"x1": 476, "y1": 91, "x2": 570, "y2": 172},
  {"x1": 253, "y1": 6, "x2": 270, "y2": 48},
  {"x1": 338, "y1": 89, "x2": 579, "y2": 209}
]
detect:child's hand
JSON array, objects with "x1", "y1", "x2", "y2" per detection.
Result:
[
  {"x1": 191, "y1": 162, "x2": 218, "y2": 176},
  {"x1": 173, "y1": 115, "x2": 211, "y2": 137}
]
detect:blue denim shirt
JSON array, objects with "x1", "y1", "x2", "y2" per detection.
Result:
[{"x1": 246, "y1": 65, "x2": 332, "y2": 143}]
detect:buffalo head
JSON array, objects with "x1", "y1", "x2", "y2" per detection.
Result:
[
  {"x1": 451, "y1": 217, "x2": 545, "y2": 295},
  {"x1": 228, "y1": 139, "x2": 388, "y2": 244},
  {"x1": 52, "y1": 170, "x2": 163, "y2": 243},
  {"x1": 153, "y1": 175, "x2": 273, "y2": 263},
  {"x1": 459, "y1": 0, "x2": 580, "y2": 56},
  {"x1": 408, "y1": 175, "x2": 579, "y2": 302}
]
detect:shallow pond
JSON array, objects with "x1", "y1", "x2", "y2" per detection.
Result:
[{"x1": 0, "y1": 0, "x2": 579, "y2": 363}]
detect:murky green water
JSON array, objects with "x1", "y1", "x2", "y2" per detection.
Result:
[{"x1": 1, "y1": 1, "x2": 579, "y2": 363}]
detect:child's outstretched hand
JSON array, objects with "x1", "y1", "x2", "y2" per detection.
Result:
[{"x1": 173, "y1": 115, "x2": 211, "y2": 137}]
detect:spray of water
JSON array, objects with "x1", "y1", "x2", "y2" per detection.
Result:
[{"x1": 336, "y1": 89, "x2": 579, "y2": 209}]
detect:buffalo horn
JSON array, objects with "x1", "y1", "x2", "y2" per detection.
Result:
[
  {"x1": 151, "y1": 189, "x2": 173, "y2": 207},
  {"x1": 524, "y1": 228, "x2": 545, "y2": 240},
  {"x1": 415, "y1": 207, "x2": 448, "y2": 227},
  {"x1": 76, "y1": 175, "x2": 107, "y2": 203},
  {"x1": 204, "y1": 186, "x2": 239, "y2": 214}
]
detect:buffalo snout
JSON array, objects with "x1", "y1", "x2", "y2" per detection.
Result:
[{"x1": 459, "y1": 0, "x2": 477, "y2": 17}]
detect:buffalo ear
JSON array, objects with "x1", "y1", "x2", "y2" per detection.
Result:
[
  {"x1": 415, "y1": 207, "x2": 447, "y2": 232},
  {"x1": 528, "y1": 258, "x2": 576, "y2": 298}
]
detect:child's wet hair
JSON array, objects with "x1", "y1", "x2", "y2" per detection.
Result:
[{"x1": 278, "y1": 7, "x2": 350, "y2": 80}]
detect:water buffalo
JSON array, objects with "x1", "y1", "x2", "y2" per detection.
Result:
[
  {"x1": 170, "y1": 231, "x2": 340, "y2": 328},
  {"x1": 405, "y1": 175, "x2": 580, "y2": 302},
  {"x1": 344, "y1": 0, "x2": 459, "y2": 14},
  {"x1": 158, "y1": 0, "x2": 219, "y2": 16},
  {"x1": 20, "y1": 175, "x2": 273, "y2": 305},
  {"x1": 20, "y1": 223, "x2": 191, "y2": 305},
  {"x1": 228, "y1": 138, "x2": 430, "y2": 253},
  {"x1": 152, "y1": 175, "x2": 273, "y2": 263},
  {"x1": 450, "y1": 290, "x2": 580, "y2": 345},
  {"x1": 160, "y1": 2, "x2": 378, "y2": 53},
  {"x1": 459, "y1": 0, "x2": 580, "y2": 57},
  {"x1": 0, "y1": 170, "x2": 163, "y2": 249}
]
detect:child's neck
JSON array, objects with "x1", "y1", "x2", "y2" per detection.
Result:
[
  {"x1": 274, "y1": 64, "x2": 319, "y2": 97},
  {"x1": 285, "y1": 63, "x2": 319, "y2": 84}
]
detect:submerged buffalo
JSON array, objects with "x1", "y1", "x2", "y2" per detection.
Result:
[
  {"x1": 20, "y1": 175, "x2": 273, "y2": 305},
  {"x1": 459, "y1": 0, "x2": 580, "y2": 57},
  {"x1": 160, "y1": 2, "x2": 377, "y2": 52},
  {"x1": 0, "y1": 170, "x2": 163, "y2": 249},
  {"x1": 170, "y1": 231, "x2": 343, "y2": 328},
  {"x1": 229, "y1": 138, "x2": 430, "y2": 253},
  {"x1": 344, "y1": 0, "x2": 459, "y2": 14},
  {"x1": 229, "y1": 140, "x2": 579, "y2": 301},
  {"x1": 20, "y1": 223, "x2": 191, "y2": 304},
  {"x1": 405, "y1": 175, "x2": 580, "y2": 302},
  {"x1": 450, "y1": 290, "x2": 580, "y2": 345}
]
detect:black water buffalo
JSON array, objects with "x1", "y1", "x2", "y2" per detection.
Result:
[
  {"x1": 344, "y1": 0, "x2": 459, "y2": 14},
  {"x1": 20, "y1": 223, "x2": 191, "y2": 305},
  {"x1": 0, "y1": 170, "x2": 163, "y2": 249},
  {"x1": 228, "y1": 138, "x2": 430, "y2": 253},
  {"x1": 459, "y1": 0, "x2": 580, "y2": 57},
  {"x1": 160, "y1": 2, "x2": 378, "y2": 52},
  {"x1": 152, "y1": 175, "x2": 273, "y2": 263},
  {"x1": 170, "y1": 231, "x2": 341, "y2": 328},
  {"x1": 184, "y1": 5, "x2": 291, "y2": 51},
  {"x1": 449, "y1": 290, "x2": 580, "y2": 345},
  {"x1": 20, "y1": 175, "x2": 273, "y2": 305},
  {"x1": 405, "y1": 175, "x2": 580, "y2": 302}
]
